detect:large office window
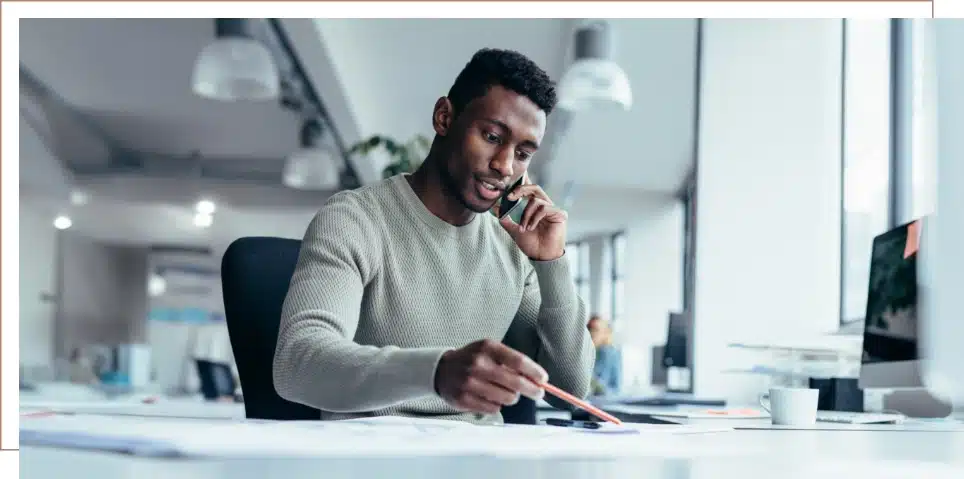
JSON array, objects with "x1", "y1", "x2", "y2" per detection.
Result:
[
  {"x1": 841, "y1": 19, "x2": 894, "y2": 324},
  {"x1": 566, "y1": 241, "x2": 590, "y2": 302},
  {"x1": 611, "y1": 232, "x2": 626, "y2": 323},
  {"x1": 899, "y1": 19, "x2": 938, "y2": 221}
]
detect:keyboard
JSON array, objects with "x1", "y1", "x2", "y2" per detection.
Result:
[{"x1": 816, "y1": 411, "x2": 904, "y2": 424}]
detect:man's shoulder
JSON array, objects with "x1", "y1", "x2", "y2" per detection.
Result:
[
  {"x1": 301, "y1": 178, "x2": 399, "y2": 249},
  {"x1": 316, "y1": 177, "x2": 397, "y2": 220},
  {"x1": 324, "y1": 176, "x2": 396, "y2": 205}
]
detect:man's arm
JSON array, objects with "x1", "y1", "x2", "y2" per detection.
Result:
[
  {"x1": 272, "y1": 193, "x2": 448, "y2": 413},
  {"x1": 507, "y1": 254, "x2": 595, "y2": 410}
]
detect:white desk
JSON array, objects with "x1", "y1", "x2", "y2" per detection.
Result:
[
  {"x1": 19, "y1": 426, "x2": 964, "y2": 478},
  {"x1": 20, "y1": 397, "x2": 245, "y2": 420}
]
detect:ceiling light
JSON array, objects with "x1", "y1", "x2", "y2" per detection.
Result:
[
  {"x1": 195, "y1": 199, "x2": 216, "y2": 215},
  {"x1": 282, "y1": 118, "x2": 340, "y2": 190},
  {"x1": 557, "y1": 21, "x2": 633, "y2": 111},
  {"x1": 148, "y1": 274, "x2": 167, "y2": 297},
  {"x1": 194, "y1": 212, "x2": 213, "y2": 228},
  {"x1": 53, "y1": 215, "x2": 72, "y2": 230},
  {"x1": 192, "y1": 19, "x2": 280, "y2": 102}
]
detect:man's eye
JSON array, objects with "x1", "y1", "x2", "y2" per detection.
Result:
[
  {"x1": 517, "y1": 150, "x2": 532, "y2": 161},
  {"x1": 484, "y1": 132, "x2": 501, "y2": 143}
]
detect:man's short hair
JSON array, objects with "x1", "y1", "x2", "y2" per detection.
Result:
[{"x1": 447, "y1": 48, "x2": 557, "y2": 116}]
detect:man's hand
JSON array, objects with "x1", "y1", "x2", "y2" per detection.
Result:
[
  {"x1": 434, "y1": 339, "x2": 548, "y2": 414},
  {"x1": 499, "y1": 178, "x2": 567, "y2": 262}
]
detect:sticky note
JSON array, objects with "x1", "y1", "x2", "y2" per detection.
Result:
[{"x1": 905, "y1": 220, "x2": 920, "y2": 259}]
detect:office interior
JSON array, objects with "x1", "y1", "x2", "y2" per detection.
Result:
[{"x1": 16, "y1": 17, "x2": 957, "y2": 424}]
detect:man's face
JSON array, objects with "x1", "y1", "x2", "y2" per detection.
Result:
[{"x1": 435, "y1": 85, "x2": 547, "y2": 213}]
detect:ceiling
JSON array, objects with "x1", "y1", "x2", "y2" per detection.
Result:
[
  {"x1": 19, "y1": 18, "x2": 306, "y2": 164},
  {"x1": 311, "y1": 18, "x2": 700, "y2": 191},
  {"x1": 18, "y1": 18, "x2": 698, "y2": 253}
]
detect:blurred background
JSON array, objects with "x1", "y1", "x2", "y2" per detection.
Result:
[{"x1": 18, "y1": 18, "x2": 936, "y2": 409}]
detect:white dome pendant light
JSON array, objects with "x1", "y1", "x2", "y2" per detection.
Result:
[
  {"x1": 192, "y1": 19, "x2": 280, "y2": 102},
  {"x1": 282, "y1": 118, "x2": 340, "y2": 190},
  {"x1": 557, "y1": 21, "x2": 633, "y2": 111}
]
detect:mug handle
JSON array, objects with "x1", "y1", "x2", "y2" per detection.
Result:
[{"x1": 758, "y1": 393, "x2": 771, "y2": 413}]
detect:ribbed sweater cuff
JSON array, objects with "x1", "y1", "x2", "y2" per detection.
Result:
[
  {"x1": 530, "y1": 253, "x2": 575, "y2": 309},
  {"x1": 397, "y1": 347, "x2": 451, "y2": 398}
]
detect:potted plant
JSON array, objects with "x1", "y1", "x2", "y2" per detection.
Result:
[{"x1": 348, "y1": 134, "x2": 432, "y2": 179}]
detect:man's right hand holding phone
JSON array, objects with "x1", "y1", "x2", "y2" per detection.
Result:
[{"x1": 434, "y1": 339, "x2": 548, "y2": 414}]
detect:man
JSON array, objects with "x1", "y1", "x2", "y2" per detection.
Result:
[
  {"x1": 273, "y1": 48, "x2": 594, "y2": 424},
  {"x1": 587, "y1": 315, "x2": 622, "y2": 396}
]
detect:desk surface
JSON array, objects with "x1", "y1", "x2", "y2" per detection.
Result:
[{"x1": 20, "y1": 427, "x2": 964, "y2": 478}]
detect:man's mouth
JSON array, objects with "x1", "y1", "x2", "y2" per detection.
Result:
[{"x1": 475, "y1": 177, "x2": 505, "y2": 200}]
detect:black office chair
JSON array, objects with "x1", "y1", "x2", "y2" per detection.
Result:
[
  {"x1": 220, "y1": 236, "x2": 536, "y2": 424},
  {"x1": 221, "y1": 237, "x2": 319, "y2": 420}
]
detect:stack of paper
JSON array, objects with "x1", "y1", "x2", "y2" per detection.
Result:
[{"x1": 21, "y1": 413, "x2": 745, "y2": 460}]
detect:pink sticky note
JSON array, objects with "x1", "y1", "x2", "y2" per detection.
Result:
[{"x1": 905, "y1": 220, "x2": 920, "y2": 259}]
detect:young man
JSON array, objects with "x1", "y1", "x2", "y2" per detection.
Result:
[{"x1": 273, "y1": 48, "x2": 594, "y2": 423}]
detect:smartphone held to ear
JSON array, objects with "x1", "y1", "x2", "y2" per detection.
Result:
[{"x1": 493, "y1": 176, "x2": 528, "y2": 224}]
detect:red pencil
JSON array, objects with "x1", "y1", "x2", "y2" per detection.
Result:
[{"x1": 540, "y1": 382, "x2": 623, "y2": 425}]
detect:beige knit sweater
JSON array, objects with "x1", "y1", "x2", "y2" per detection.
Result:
[{"x1": 272, "y1": 174, "x2": 594, "y2": 423}]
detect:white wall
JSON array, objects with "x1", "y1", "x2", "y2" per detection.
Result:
[
  {"x1": 57, "y1": 234, "x2": 149, "y2": 354},
  {"x1": 19, "y1": 103, "x2": 72, "y2": 372},
  {"x1": 694, "y1": 20, "x2": 843, "y2": 402},
  {"x1": 19, "y1": 200, "x2": 59, "y2": 370},
  {"x1": 617, "y1": 201, "x2": 684, "y2": 392},
  {"x1": 569, "y1": 191, "x2": 684, "y2": 392}
]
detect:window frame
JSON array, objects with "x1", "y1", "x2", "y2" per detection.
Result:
[{"x1": 839, "y1": 18, "x2": 898, "y2": 326}]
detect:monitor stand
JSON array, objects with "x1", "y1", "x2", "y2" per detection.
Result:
[{"x1": 880, "y1": 389, "x2": 953, "y2": 418}]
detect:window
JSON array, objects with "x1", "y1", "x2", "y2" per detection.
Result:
[
  {"x1": 841, "y1": 19, "x2": 894, "y2": 324},
  {"x1": 611, "y1": 232, "x2": 626, "y2": 323},
  {"x1": 566, "y1": 241, "x2": 590, "y2": 303},
  {"x1": 902, "y1": 19, "x2": 937, "y2": 221}
]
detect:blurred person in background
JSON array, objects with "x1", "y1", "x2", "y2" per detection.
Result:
[{"x1": 588, "y1": 315, "x2": 621, "y2": 396}]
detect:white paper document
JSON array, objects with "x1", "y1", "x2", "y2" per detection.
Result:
[
  {"x1": 20, "y1": 413, "x2": 740, "y2": 460},
  {"x1": 20, "y1": 398, "x2": 245, "y2": 420}
]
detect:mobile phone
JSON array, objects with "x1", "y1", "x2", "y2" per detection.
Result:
[{"x1": 496, "y1": 176, "x2": 526, "y2": 222}]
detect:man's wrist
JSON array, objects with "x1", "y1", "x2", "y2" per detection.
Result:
[{"x1": 433, "y1": 350, "x2": 453, "y2": 395}]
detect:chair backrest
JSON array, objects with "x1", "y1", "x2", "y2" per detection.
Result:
[
  {"x1": 221, "y1": 237, "x2": 320, "y2": 420},
  {"x1": 221, "y1": 236, "x2": 537, "y2": 424}
]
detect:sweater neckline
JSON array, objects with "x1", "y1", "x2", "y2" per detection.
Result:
[{"x1": 390, "y1": 174, "x2": 483, "y2": 239}]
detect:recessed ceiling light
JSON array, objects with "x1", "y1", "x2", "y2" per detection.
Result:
[
  {"x1": 53, "y1": 215, "x2": 72, "y2": 230},
  {"x1": 196, "y1": 199, "x2": 216, "y2": 215},
  {"x1": 194, "y1": 212, "x2": 213, "y2": 228},
  {"x1": 148, "y1": 274, "x2": 167, "y2": 297}
]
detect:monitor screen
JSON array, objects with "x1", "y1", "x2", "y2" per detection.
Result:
[
  {"x1": 862, "y1": 220, "x2": 920, "y2": 365},
  {"x1": 662, "y1": 312, "x2": 689, "y2": 368}
]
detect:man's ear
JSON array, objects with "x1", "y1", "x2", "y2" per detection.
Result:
[{"x1": 432, "y1": 97, "x2": 454, "y2": 136}]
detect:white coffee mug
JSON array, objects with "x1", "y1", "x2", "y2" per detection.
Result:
[{"x1": 758, "y1": 387, "x2": 819, "y2": 426}]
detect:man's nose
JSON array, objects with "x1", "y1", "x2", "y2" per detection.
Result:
[{"x1": 490, "y1": 147, "x2": 514, "y2": 178}]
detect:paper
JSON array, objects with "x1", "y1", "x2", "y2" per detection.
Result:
[
  {"x1": 20, "y1": 413, "x2": 736, "y2": 459},
  {"x1": 604, "y1": 404, "x2": 769, "y2": 419},
  {"x1": 20, "y1": 398, "x2": 244, "y2": 420}
]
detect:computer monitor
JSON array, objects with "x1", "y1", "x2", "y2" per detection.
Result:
[
  {"x1": 662, "y1": 312, "x2": 692, "y2": 393},
  {"x1": 919, "y1": 19, "x2": 964, "y2": 407},
  {"x1": 858, "y1": 220, "x2": 924, "y2": 390},
  {"x1": 195, "y1": 359, "x2": 237, "y2": 401},
  {"x1": 662, "y1": 312, "x2": 689, "y2": 369}
]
